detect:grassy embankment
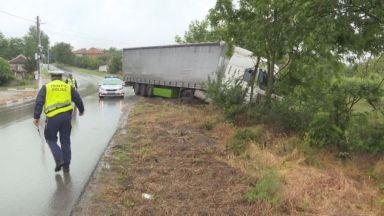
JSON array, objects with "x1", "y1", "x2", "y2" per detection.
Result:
[
  {"x1": 74, "y1": 98, "x2": 384, "y2": 216},
  {"x1": 0, "y1": 66, "x2": 50, "y2": 90},
  {"x1": 0, "y1": 71, "x2": 42, "y2": 90}
]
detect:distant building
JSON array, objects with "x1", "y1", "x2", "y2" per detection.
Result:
[
  {"x1": 73, "y1": 47, "x2": 103, "y2": 57},
  {"x1": 9, "y1": 54, "x2": 27, "y2": 79},
  {"x1": 98, "y1": 65, "x2": 109, "y2": 72}
]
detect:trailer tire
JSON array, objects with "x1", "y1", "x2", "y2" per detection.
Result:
[
  {"x1": 134, "y1": 83, "x2": 140, "y2": 95},
  {"x1": 139, "y1": 84, "x2": 147, "y2": 97},
  {"x1": 181, "y1": 89, "x2": 194, "y2": 98},
  {"x1": 147, "y1": 85, "x2": 154, "y2": 97}
]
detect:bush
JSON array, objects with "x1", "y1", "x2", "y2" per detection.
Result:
[
  {"x1": 307, "y1": 112, "x2": 343, "y2": 149},
  {"x1": 108, "y1": 55, "x2": 122, "y2": 74},
  {"x1": 0, "y1": 57, "x2": 14, "y2": 85},
  {"x1": 245, "y1": 170, "x2": 282, "y2": 206},
  {"x1": 73, "y1": 56, "x2": 100, "y2": 70},
  {"x1": 268, "y1": 99, "x2": 314, "y2": 133},
  {"x1": 347, "y1": 113, "x2": 384, "y2": 153},
  {"x1": 206, "y1": 75, "x2": 246, "y2": 121},
  {"x1": 229, "y1": 128, "x2": 262, "y2": 155}
]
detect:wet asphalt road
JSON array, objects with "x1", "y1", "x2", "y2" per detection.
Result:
[{"x1": 0, "y1": 70, "x2": 135, "y2": 216}]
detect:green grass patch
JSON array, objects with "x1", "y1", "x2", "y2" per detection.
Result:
[
  {"x1": 245, "y1": 170, "x2": 282, "y2": 206},
  {"x1": 114, "y1": 148, "x2": 131, "y2": 163},
  {"x1": 0, "y1": 78, "x2": 37, "y2": 89},
  {"x1": 229, "y1": 127, "x2": 263, "y2": 155},
  {"x1": 122, "y1": 199, "x2": 135, "y2": 208}
]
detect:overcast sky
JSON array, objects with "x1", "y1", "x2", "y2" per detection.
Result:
[{"x1": 0, "y1": 0, "x2": 216, "y2": 49}]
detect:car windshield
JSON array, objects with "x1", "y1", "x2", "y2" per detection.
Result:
[{"x1": 102, "y1": 78, "x2": 122, "y2": 85}]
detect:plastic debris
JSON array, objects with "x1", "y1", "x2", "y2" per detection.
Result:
[{"x1": 142, "y1": 193, "x2": 153, "y2": 200}]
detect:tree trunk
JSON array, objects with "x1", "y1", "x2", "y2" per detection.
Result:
[{"x1": 265, "y1": 56, "x2": 275, "y2": 107}]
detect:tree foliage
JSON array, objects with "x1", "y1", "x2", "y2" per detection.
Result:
[
  {"x1": 206, "y1": 0, "x2": 384, "y2": 106},
  {"x1": 108, "y1": 53, "x2": 122, "y2": 74},
  {"x1": 0, "y1": 33, "x2": 25, "y2": 60},
  {"x1": 51, "y1": 42, "x2": 73, "y2": 64},
  {"x1": 183, "y1": 0, "x2": 384, "y2": 152},
  {"x1": 0, "y1": 57, "x2": 14, "y2": 85},
  {"x1": 175, "y1": 18, "x2": 222, "y2": 43},
  {"x1": 72, "y1": 56, "x2": 100, "y2": 70}
]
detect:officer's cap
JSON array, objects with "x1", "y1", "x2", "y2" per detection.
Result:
[{"x1": 48, "y1": 70, "x2": 64, "y2": 75}]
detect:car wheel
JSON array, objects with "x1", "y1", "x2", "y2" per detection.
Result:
[{"x1": 139, "y1": 84, "x2": 147, "y2": 97}]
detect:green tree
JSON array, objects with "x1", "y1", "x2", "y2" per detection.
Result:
[
  {"x1": 23, "y1": 26, "x2": 49, "y2": 72},
  {"x1": 73, "y1": 56, "x2": 100, "y2": 70},
  {"x1": 51, "y1": 42, "x2": 73, "y2": 64},
  {"x1": 0, "y1": 33, "x2": 25, "y2": 60},
  {"x1": 108, "y1": 54, "x2": 122, "y2": 74},
  {"x1": 208, "y1": 0, "x2": 384, "y2": 107},
  {"x1": 7, "y1": 38, "x2": 25, "y2": 60},
  {"x1": 0, "y1": 57, "x2": 14, "y2": 85},
  {"x1": 0, "y1": 33, "x2": 9, "y2": 59},
  {"x1": 175, "y1": 18, "x2": 222, "y2": 43}
]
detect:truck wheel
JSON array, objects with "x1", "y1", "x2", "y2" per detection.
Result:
[
  {"x1": 134, "y1": 83, "x2": 140, "y2": 95},
  {"x1": 147, "y1": 85, "x2": 154, "y2": 97},
  {"x1": 139, "y1": 84, "x2": 147, "y2": 97},
  {"x1": 181, "y1": 89, "x2": 194, "y2": 98}
]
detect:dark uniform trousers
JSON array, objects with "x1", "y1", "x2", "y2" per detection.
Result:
[{"x1": 44, "y1": 111, "x2": 72, "y2": 169}]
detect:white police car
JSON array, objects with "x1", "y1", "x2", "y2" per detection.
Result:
[{"x1": 98, "y1": 77, "x2": 125, "y2": 99}]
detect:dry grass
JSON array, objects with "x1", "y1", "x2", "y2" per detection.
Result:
[{"x1": 74, "y1": 98, "x2": 384, "y2": 216}]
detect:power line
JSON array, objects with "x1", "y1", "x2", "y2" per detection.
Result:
[
  {"x1": 0, "y1": 9, "x2": 34, "y2": 23},
  {"x1": 0, "y1": 8, "x2": 127, "y2": 47},
  {"x1": 44, "y1": 28, "x2": 127, "y2": 48},
  {"x1": 44, "y1": 25, "x2": 127, "y2": 46}
]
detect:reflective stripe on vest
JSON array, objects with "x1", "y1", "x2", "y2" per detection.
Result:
[{"x1": 44, "y1": 80, "x2": 73, "y2": 118}]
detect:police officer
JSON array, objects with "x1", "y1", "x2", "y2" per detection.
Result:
[
  {"x1": 66, "y1": 73, "x2": 78, "y2": 89},
  {"x1": 33, "y1": 70, "x2": 84, "y2": 173}
]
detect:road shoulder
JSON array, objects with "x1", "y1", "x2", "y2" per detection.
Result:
[
  {"x1": 72, "y1": 98, "x2": 261, "y2": 215},
  {"x1": 0, "y1": 89, "x2": 37, "y2": 108}
]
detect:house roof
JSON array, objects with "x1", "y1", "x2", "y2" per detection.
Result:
[
  {"x1": 73, "y1": 48, "x2": 87, "y2": 54},
  {"x1": 9, "y1": 54, "x2": 27, "y2": 64},
  {"x1": 88, "y1": 47, "x2": 103, "y2": 55},
  {"x1": 73, "y1": 47, "x2": 103, "y2": 55}
]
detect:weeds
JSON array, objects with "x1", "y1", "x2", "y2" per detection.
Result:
[
  {"x1": 202, "y1": 120, "x2": 216, "y2": 131},
  {"x1": 245, "y1": 170, "x2": 282, "y2": 206},
  {"x1": 229, "y1": 128, "x2": 262, "y2": 155}
]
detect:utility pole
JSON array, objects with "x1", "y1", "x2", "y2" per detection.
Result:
[
  {"x1": 47, "y1": 45, "x2": 50, "y2": 70},
  {"x1": 36, "y1": 16, "x2": 42, "y2": 89}
]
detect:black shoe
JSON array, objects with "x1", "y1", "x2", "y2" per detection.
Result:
[{"x1": 55, "y1": 161, "x2": 64, "y2": 172}]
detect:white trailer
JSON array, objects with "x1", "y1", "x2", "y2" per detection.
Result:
[{"x1": 123, "y1": 42, "x2": 269, "y2": 100}]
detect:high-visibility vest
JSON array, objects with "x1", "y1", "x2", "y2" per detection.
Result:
[
  {"x1": 44, "y1": 80, "x2": 73, "y2": 118},
  {"x1": 68, "y1": 78, "x2": 76, "y2": 88}
]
